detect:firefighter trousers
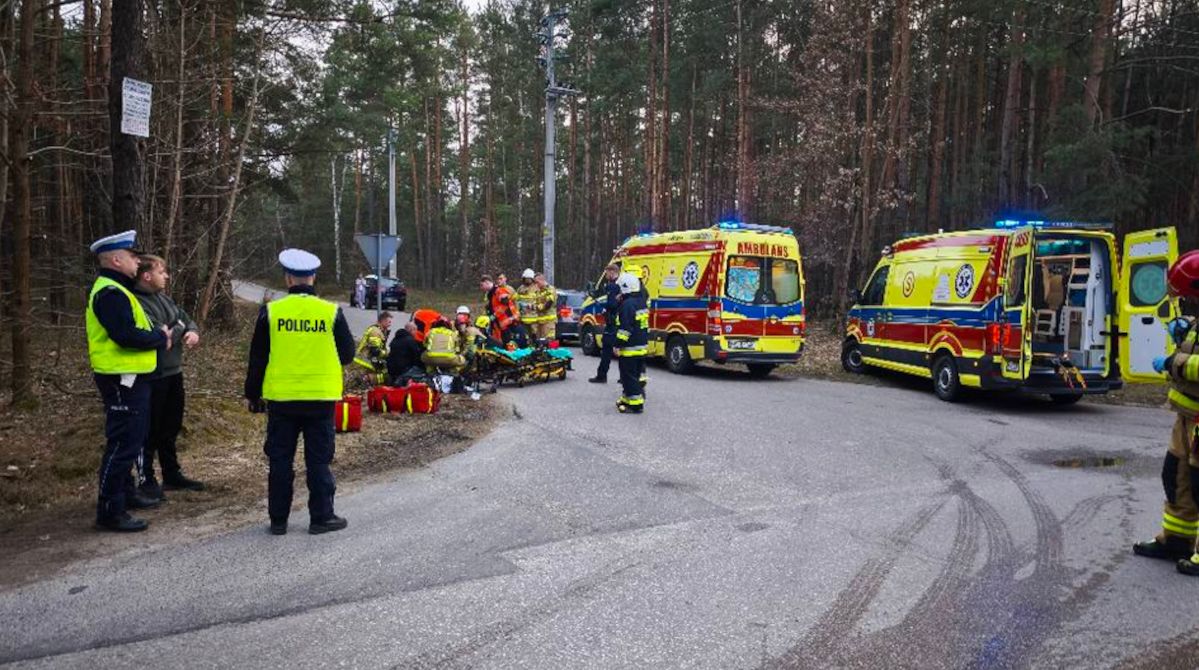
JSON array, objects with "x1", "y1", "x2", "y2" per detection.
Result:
[
  {"x1": 1157, "y1": 415, "x2": 1199, "y2": 551},
  {"x1": 618, "y1": 356, "x2": 645, "y2": 406}
]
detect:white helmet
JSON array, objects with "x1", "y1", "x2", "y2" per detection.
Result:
[
  {"x1": 521, "y1": 268, "x2": 536, "y2": 280},
  {"x1": 616, "y1": 272, "x2": 641, "y2": 295},
  {"x1": 456, "y1": 305, "x2": 470, "y2": 315}
]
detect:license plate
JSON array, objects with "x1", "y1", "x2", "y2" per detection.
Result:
[{"x1": 727, "y1": 339, "x2": 756, "y2": 351}]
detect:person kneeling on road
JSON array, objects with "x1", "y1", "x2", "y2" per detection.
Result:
[
  {"x1": 1135, "y1": 250, "x2": 1199, "y2": 576},
  {"x1": 422, "y1": 318, "x2": 465, "y2": 373},
  {"x1": 244, "y1": 248, "x2": 355, "y2": 536},
  {"x1": 613, "y1": 272, "x2": 648, "y2": 414},
  {"x1": 387, "y1": 319, "x2": 426, "y2": 385},
  {"x1": 353, "y1": 311, "x2": 393, "y2": 385}
]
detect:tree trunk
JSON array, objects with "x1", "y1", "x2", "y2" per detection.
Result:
[
  {"x1": 459, "y1": 48, "x2": 470, "y2": 282},
  {"x1": 410, "y1": 146, "x2": 425, "y2": 287},
  {"x1": 8, "y1": 0, "x2": 36, "y2": 408},
  {"x1": 657, "y1": 0, "x2": 671, "y2": 230},
  {"x1": 109, "y1": 0, "x2": 147, "y2": 235},
  {"x1": 1082, "y1": 0, "x2": 1114, "y2": 126},
  {"x1": 998, "y1": 8, "x2": 1024, "y2": 206},
  {"x1": 163, "y1": 2, "x2": 187, "y2": 266},
  {"x1": 857, "y1": 0, "x2": 875, "y2": 273},
  {"x1": 682, "y1": 62, "x2": 696, "y2": 231}
]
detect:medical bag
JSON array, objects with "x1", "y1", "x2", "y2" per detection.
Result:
[
  {"x1": 334, "y1": 395, "x2": 363, "y2": 433},
  {"x1": 403, "y1": 383, "x2": 441, "y2": 414},
  {"x1": 367, "y1": 386, "x2": 407, "y2": 413}
]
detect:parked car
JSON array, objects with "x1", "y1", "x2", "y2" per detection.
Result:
[
  {"x1": 555, "y1": 289, "x2": 586, "y2": 343},
  {"x1": 353, "y1": 275, "x2": 407, "y2": 311}
]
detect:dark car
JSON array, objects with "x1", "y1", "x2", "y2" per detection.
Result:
[
  {"x1": 555, "y1": 289, "x2": 586, "y2": 343},
  {"x1": 354, "y1": 275, "x2": 407, "y2": 311}
]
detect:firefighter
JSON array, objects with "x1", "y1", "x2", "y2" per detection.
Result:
[
  {"x1": 533, "y1": 272, "x2": 558, "y2": 343},
  {"x1": 516, "y1": 268, "x2": 540, "y2": 337},
  {"x1": 481, "y1": 274, "x2": 528, "y2": 348},
  {"x1": 244, "y1": 249, "x2": 356, "y2": 536},
  {"x1": 1134, "y1": 250, "x2": 1199, "y2": 575},
  {"x1": 422, "y1": 318, "x2": 465, "y2": 373},
  {"x1": 86, "y1": 230, "x2": 171, "y2": 532},
  {"x1": 589, "y1": 263, "x2": 621, "y2": 384},
  {"x1": 613, "y1": 272, "x2": 649, "y2": 414},
  {"x1": 352, "y1": 311, "x2": 392, "y2": 385}
]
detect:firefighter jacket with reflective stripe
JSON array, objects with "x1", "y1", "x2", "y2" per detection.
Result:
[
  {"x1": 354, "y1": 324, "x2": 389, "y2": 370},
  {"x1": 1168, "y1": 319, "x2": 1199, "y2": 418},
  {"x1": 489, "y1": 286, "x2": 520, "y2": 330},
  {"x1": 262, "y1": 294, "x2": 344, "y2": 401},
  {"x1": 424, "y1": 326, "x2": 460, "y2": 362},
  {"x1": 516, "y1": 284, "x2": 540, "y2": 322},
  {"x1": 535, "y1": 284, "x2": 557, "y2": 323},
  {"x1": 85, "y1": 275, "x2": 159, "y2": 374},
  {"x1": 614, "y1": 293, "x2": 649, "y2": 357}
]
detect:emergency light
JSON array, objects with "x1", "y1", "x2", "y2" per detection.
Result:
[
  {"x1": 715, "y1": 221, "x2": 795, "y2": 235},
  {"x1": 993, "y1": 219, "x2": 1113, "y2": 231}
]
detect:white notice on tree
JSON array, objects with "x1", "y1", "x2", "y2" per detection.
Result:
[{"x1": 121, "y1": 78, "x2": 152, "y2": 137}]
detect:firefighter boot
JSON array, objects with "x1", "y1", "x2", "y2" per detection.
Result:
[
  {"x1": 1134, "y1": 537, "x2": 1195, "y2": 561},
  {"x1": 1178, "y1": 554, "x2": 1199, "y2": 576},
  {"x1": 617, "y1": 396, "x2": 644, "y2": 414}
]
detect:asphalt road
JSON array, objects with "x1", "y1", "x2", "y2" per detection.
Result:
[{"x1": 1, "y1": 292, "x2": 1193, "y2": 668}]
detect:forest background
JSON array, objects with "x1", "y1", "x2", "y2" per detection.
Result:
[{"x1": 1, "y1": 0, "x2": 1198, "y2": 408}]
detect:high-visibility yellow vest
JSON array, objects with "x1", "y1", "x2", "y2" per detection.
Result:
[
  {"x1": 262, "y1": 294, "x2": 343, "y2": 401},
  {"x1": 85, "y1": 276, "x2": 158, "y2": 374},
  {"x1": 1169, "y1": 327, "x2": 1199, "y2": 418},
  {"x1": 424, "y1": 327, "x2": 459, "y2": 361}
]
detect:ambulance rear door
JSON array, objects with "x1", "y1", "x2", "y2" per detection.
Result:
[
  {"x1": 1118, "y1": 227, "x2": 1179, "y2": 383},
  {"x1": 1001, "y1": 228, "x2": 1034, "y2": 381}
]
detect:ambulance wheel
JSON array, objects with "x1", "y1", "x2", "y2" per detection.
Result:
[
  {"x1": 932, "y1": 355, "x2": 962, "y2": 402},
  {"x1": 665, "y1": 336, "x2": 694, "y2": 374},
  {"x1": 746, "y1": 363, "x2": 775, "y2": 378},
  {"x1": 1050, "y1": 393, "x2": 1083, "y2": 406},
  {"x1": 841, "y1": 340, "x2": 866, "y2": 374},
  {"x1": 581, "y1": 325, "x2": 600, "y2": 357}
]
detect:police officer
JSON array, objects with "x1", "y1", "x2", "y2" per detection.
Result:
[
  {"x1": 613, "y1": 272, "x2": 649, "y2": 414},
  {"x1": 1135, "y1": 250, "x2": 1199, "y2": 575},
  {"x1": 86, "y1": 230, "x2": 171, "y2": 532},
  {"x1": 589, "y1": 263, "x2": 621, "y2": 384},
  {"x1": 244, "y1": 249, "x2": 356, "y2": 536}
]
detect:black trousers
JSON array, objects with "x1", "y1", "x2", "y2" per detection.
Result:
[
  {"x1": 596, "y1": 324, "x2": 616, "y2": 378},
  {"x1": 263, "y1": 402, "x2": 337, "y2": 523},
  {"x1": 94, "y1": 374, "x2": 152, "y2": 521},
  {"x1": 618, "y1": 356, "x2": 646, "y2": 401},
  {"x1": 141, "y1": 373, "x2": 185, "y2": 483}
]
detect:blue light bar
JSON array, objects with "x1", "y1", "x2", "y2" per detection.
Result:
[
  {"x1": 713, "y1": 222, "x2": 795, "y2": 235},
  {"x1": 993, "y1": 219, "x2": 1113, "y2": 231}
]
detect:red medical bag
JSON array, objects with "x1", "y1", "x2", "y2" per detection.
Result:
[
  {"x1": 367, "y1": 386, "x2": 408, "y2": 413},
  {"x1": 334, "y1": 395, "x2": 363, "y2": 433},
  {"x1": 403, "y1": 383, "x2": 440, "y2": 414}
]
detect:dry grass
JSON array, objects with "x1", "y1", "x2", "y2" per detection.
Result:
[{"x1": 0, "y1": 300, "x2": 501, "y2": 586}]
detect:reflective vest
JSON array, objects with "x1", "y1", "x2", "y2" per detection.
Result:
[
  {"x1": 424, "y1": 326, "x2": 459, "y2": 362},
  {"x1": 261, "y1": 294, "x2": 343, "y2": 401},
  {"x1": 535, "y1": 284, "x2": 557, "y2": 322},
  {"x1": 1168, "y1": 322, "x2": 1199, "y2": 418},
  {"x1": 354, "y1": 324, "x2": 388, "y2": 370},
  {"x1": 85, "y1": 276, "x2": 158, "y2": 375}
]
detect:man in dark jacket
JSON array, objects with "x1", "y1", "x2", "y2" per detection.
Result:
[
  {"x1": 613, "y1": 272, "x2": 649, "y2": 414},
  {"x1": 133, "y1": 255, "x2": 204, "y2": 499},
  {"x1": 589, "y1": 263, "x2": 621, "y2": 383},
  {"x1": 387, "y1": 320, "x2": 426, "y2": 384}
]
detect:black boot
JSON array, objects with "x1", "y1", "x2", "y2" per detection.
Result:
[
  {"x1": 269, "y1": 518, "x2": 288, "y2": 536},
  {"x1": 1178, "y1": 556, "x2": 1199, "y2": 576},
  {"x1": 309, "y1": 515, "x2": 349, "y2": 535},
  {"x1": 1133, "y1": 537, "x2": 1195, "y2": 561},
  {"x1": 126, "y1": 492, "x2": 163, "y2": 509},
  {"x1": 96, "y1": 513, "x2": 149, "y2": 533},
  {"x1": 163, "y1": 472, "x2": 206, "y2": 492},
  {"x1": 588, "y1": 375, "x2": 607, "y2": 383},
  {"x1": 138, "y1": 476, "x2": 165, "y2": 501}
]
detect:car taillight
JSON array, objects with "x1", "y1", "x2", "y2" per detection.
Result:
[
  {"x1": 559, "y1": 306, "x2": 573, "y2": 319},
  {"x1": 707, "y1": 301, "x2": 723, "y2": 334}
]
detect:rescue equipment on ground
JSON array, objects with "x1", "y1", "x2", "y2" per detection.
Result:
[
  {"x1": 367, "y1": 385, "x2": 408, "y2": 414},
  {"x1": 334, "y1": 395, "x2": 363, "y2": 433},
  {"x1": 403, "y1": 383, "x2": 440, "y2": 414}
]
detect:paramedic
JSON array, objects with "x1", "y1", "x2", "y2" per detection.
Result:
[
  {"x1": 481, "y1": 274, "x2": 528, "y2": 348},
  {"x1": 244, "y1": 249, "x2": 355, "y2": 536},
  {"x1": 1135, "y1": 250, "x2": 1199, "y2": 576}
]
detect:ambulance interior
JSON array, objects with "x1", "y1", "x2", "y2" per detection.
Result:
[{"x1": 1026, "y1": 236, "x2": 1111, "y2": 372}]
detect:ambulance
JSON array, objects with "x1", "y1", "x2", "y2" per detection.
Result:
[
  {"x1": 578, "y1": 222, "x2": 806, "y2": 377},
  {"x1": 843, "y1": 220, "x2": 1180, "y2": 402}
]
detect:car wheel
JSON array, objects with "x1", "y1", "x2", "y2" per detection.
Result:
[
  {"x1": 665, "y1": 336, "x2": 694, "y2": 374},
  {"x1": 746, "y1": 363, "x2": 775, "y2": 378},
  {"x1": 397, "y1": 299, "x2": 406, "y2": 312},
  {"x1": 1050, "y1": 393, "x2": 1083, "y2": 406},
  {"x1": 932, "y1": 354, "x2": 962, "y2": 402},
  {"x1": 841, "y1": 340, "x2": 866, "y2": 374},
  {"x1": 580, "y1": 324, "x2": 600, "y2": 357}
]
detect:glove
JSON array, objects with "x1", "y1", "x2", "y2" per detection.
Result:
[
  {"x1": 1167, "y1": 318, "x2": 1191, "y2": 346},
  {"x1": 1152, "y1": 356, "x2": 1170, "y2": 374},
  {"x1": 246, "y1": 397, "x2": 267, "y2": 413}
]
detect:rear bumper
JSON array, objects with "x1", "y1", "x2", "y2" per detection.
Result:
[
  {"x1": 703, "y1": 336, "x2": 803, "y2": 365},
  {"x1": 556, "y1": 321, "x2": 580, "y2": 340},
  {"x1": 975, "y1": 357, "x2": 1122, "y2": 394}
]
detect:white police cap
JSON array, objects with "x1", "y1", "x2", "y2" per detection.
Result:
[
  {"x1": 278, "y1": 248, "x2": 322, "y2": 277},
  {"x1": 89, "y1": 230, "x2": 139, "y2": 254},
  {"x1": 522, "y1": 268, "x2": 535, "y2": 279}
]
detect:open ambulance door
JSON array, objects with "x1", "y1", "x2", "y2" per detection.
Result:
[
  {"x1": 1001, "y1": 228, "x2": 1034, "y2": 381},
  {"x1": 1118, "y1": 227, "x2": 1179, "y2": 383}
]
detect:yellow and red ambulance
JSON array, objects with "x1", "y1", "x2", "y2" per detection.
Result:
[
  {"x1": 579, "y1": 222, "x2": 806, "y2": 377},
  {"x1": 843, "y1": 220, "x2": 1180, "y2": 402}
]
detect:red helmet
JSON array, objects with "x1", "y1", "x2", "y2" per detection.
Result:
[{"x1": 1168, "y1": 250, "x2": 1199, "y2": 298}]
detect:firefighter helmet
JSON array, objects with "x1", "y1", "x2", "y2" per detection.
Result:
[
  {"x1": 616, "y1": 272, "x2": 641, "y2": 295},
  {"x1": 1168, "y1": 250, "x2": 1199, "y2": 298}
]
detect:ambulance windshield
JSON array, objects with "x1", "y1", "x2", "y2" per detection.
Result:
[{"x1": 726, "y1": 256, "x2": 801, "y2": 305}]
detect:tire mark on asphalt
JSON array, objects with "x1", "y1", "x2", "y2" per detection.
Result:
[{"x1": 764, "y1": 497, "x2": 951, "y2": 669}]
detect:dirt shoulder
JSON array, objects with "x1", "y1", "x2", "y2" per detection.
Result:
[
  {"x1": 0, "y1": 301, "x2": 501, "y2": 589},
  {"x1": 777, "y1": 321, "x2": 1170, "y2": 408}
]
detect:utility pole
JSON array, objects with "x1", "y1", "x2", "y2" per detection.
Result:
[
  {"x1": 536, "y1": 8, "x2": 579, "y2": 286},
  {"x1": 387, "y1": 127, "x2": 397, "y2": 278}
]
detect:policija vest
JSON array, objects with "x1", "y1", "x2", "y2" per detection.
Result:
[
  {"x1": 262, "y1": 294, "x2": 344, "y2": 401},
  {"x1": 85, "y1": 276, "x2": 158, "y2": 375}
]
